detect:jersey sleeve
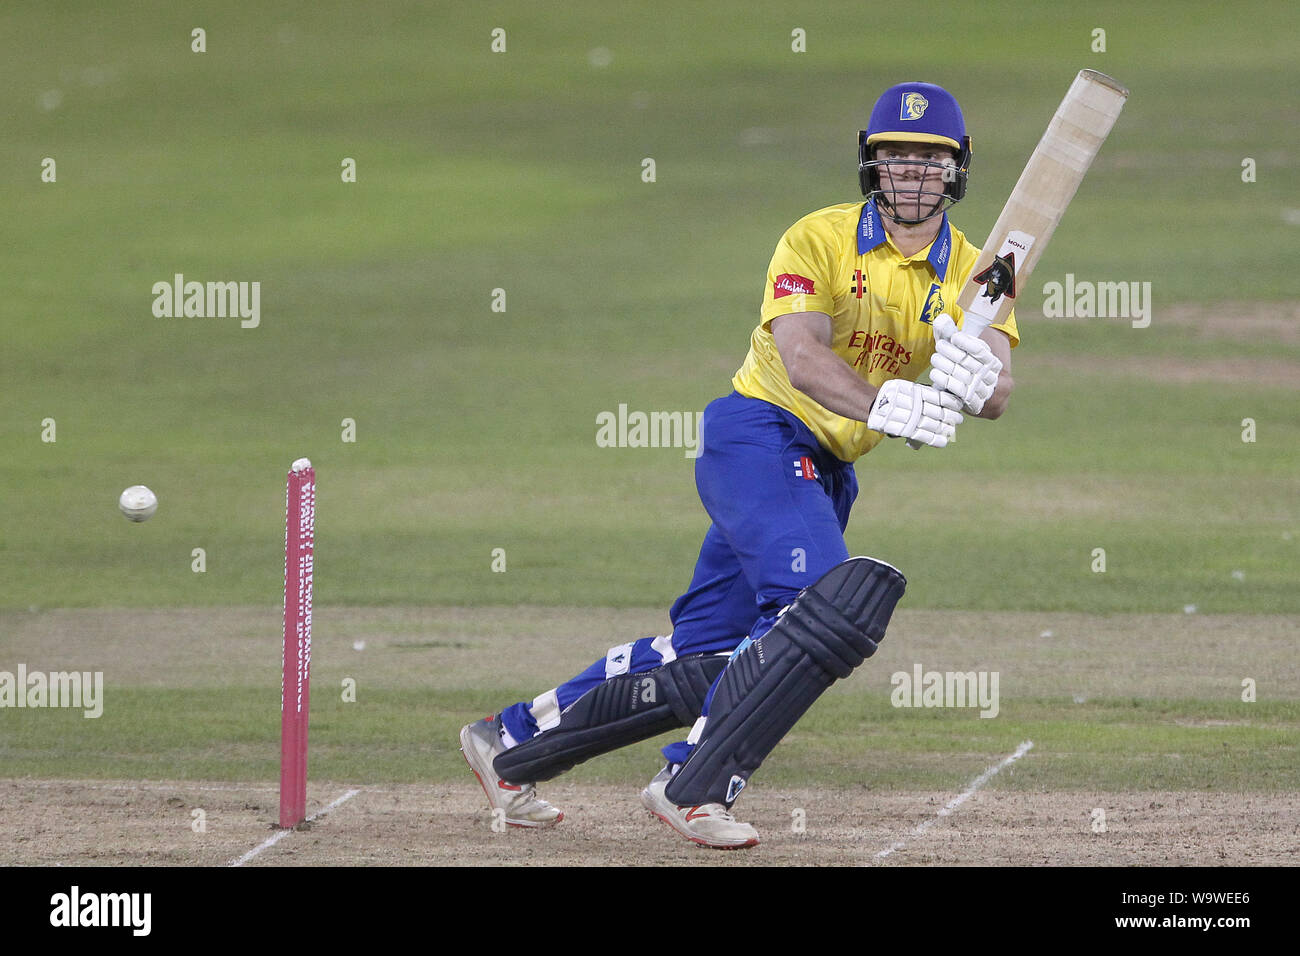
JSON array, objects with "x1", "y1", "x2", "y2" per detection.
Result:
[
  {"x1": 758, "y1": 216, "x2": 839, "y2": 329},
  {"x1": 992, "y1": 309, "x2": 1019, "y2": 348}
]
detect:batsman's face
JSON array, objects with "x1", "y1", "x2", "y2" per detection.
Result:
[{"x1": 875, "y1": 142, "x2": 956, "y2": 222}]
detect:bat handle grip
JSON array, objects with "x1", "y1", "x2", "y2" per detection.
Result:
[{"x1": 957, "y1": 314, "x2": 993, "y2": 340}]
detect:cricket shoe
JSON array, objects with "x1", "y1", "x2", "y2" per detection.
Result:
[
  {"x1": 640, "y1": 766, "x2": 759, "y2": 849},
  {"x1": 459, "y1": 716, "x2": 564, "y2": 828}
]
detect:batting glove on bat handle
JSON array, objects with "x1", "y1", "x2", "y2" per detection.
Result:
[
  {"x1": 868, "y1": 379, "x2": 964, "y2": 449},
  {"x1": 930, "y1": 313, "x2": 1002, "y2": 415},
  {"x1": 905, "y1": 313, "x2": 1001, "y2": 449}
]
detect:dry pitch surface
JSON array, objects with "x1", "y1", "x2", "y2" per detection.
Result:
[
  {"x1": 2, "y1": 779, "x2": 1296, "y2": 867},
  {"x1": 2, "y1": 606, "x2": 1297, "y2": 866}
]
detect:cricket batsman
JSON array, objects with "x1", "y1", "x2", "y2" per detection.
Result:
[{"x1": 459, "y1": 81, "x2": 1017, "y2": 848}]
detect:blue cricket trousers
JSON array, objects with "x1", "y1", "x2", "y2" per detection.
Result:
[{"x1": 499, "y1": 392, "x2": 858, "y2": 762}]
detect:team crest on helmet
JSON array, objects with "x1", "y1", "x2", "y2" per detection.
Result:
[{"x1": 900, "y1": 91, "x2": 930, "y2": 120}]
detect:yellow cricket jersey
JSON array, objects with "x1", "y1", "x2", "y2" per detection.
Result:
[{"x1": 732, "y1": 200, "x2": 1019, "y2": 463}]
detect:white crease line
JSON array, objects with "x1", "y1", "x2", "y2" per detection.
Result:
[
  {"x1": 874, "y1": 740, "x2": 1034, "y2": 861},
  {"x1": 229, "y1": 788, "x2": 361, "y2": 867}
]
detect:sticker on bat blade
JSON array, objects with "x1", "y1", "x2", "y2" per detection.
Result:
[
  {"x1": 971, "y1": 230, "x2": 1036, "y2": 310},
  {"x1": 962, "y1": 230, "x2": 1036, "y2": 326},
  {"x1": 974, "y1": 253, "x2": 1018, "y2": 304}
]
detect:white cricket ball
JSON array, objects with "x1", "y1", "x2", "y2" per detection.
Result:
[{"x1": 119, "y1": 485, "x2": 158, "y2": 522}]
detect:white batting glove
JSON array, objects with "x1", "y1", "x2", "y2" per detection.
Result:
[
  {"x1": 867, "y1": 378, "x2": 964, "y2": 448},
  {"x1": 930, "y1": 313, "x2": 1002, "y2": 415}
]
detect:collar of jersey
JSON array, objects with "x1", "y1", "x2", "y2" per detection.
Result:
[{"x1": 857, "y1": 199, "x2": 952, "y2": 282}]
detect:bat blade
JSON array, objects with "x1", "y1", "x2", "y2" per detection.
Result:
[
  {"x1": 905, "y1": 71, "x2": 1127, "y2": 450},
  {"x1": 956, "y1": 69, "x2": 1129, "y2": 339}
]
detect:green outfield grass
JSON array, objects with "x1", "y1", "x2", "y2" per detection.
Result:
[
  {"x1": 3, "y1": 0, "x2": 1297, "y2": 613},
  {"x1": 5, "y1": 688, "x2": 1298, "y2": 792},
  {"x1": 3, "y1": 606, "x2": 1296, "y2": 791},
  {"x1": 1, "y1": 2, "x2": 1297, "y2": 799}
]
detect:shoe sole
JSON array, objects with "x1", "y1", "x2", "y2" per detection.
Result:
[
  {"x1": 459, "y1": 724, "x2": 563, "y2": 829},
  {"x1": 640, "y1": 790, "x2": 759, "y2": 850}
]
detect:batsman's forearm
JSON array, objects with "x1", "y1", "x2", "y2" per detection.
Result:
[
  {"x1": 784, "y1": 345, "x2": 880, "y2": 423},
  {"x1": 974, "y1": 370, "x2": 1014, "y2": 419}
]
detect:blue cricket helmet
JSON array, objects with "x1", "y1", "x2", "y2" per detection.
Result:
[{"x1": 858, "y1": 81, "x2": 973, "y2": 214}]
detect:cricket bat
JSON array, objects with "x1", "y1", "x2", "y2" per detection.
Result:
[{"x1": 908, "y1": 69, "x2": 1129, "y2": 447}]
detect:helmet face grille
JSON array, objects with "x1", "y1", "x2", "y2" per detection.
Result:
[
  {"x1": 860, "y1": 159, "x2": 961, "y2": 224},
  {"x1": 857, "y1": 130, "x2": 971, "y2": 223}
]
